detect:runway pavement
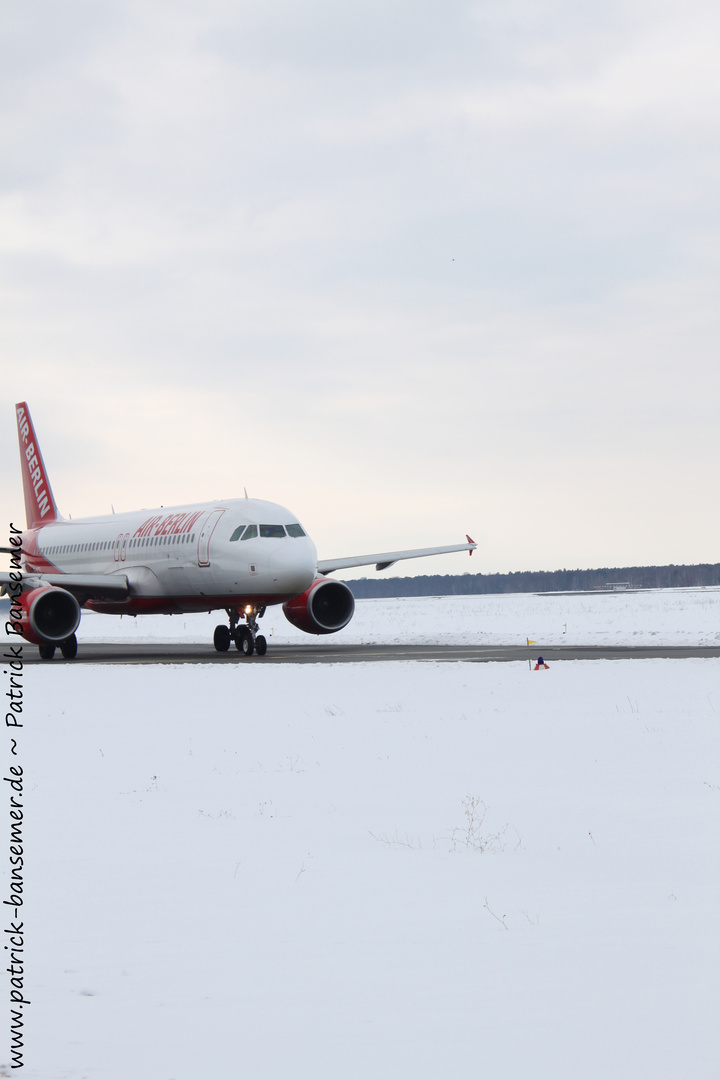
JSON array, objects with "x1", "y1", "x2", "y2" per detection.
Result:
[{"x1": 20, "y1": 642, "x2": 720, "y2": 665}]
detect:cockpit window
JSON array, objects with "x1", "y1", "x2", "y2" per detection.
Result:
[
  {"x1": 259, "y1": 524, "x2": 286, "y2": 538},
  {"x1": 286, "y1": 524, "x2": 306, "y2": 537},
  {"x1": 240, "y1": 525, "x2": 258, "y2": 541},
  {"x1": 229, "y1": 525, "x2": 246, "y2": 542}
]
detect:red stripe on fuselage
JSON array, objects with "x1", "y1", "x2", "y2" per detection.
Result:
[
  {"x1": 17, "y1": 529, "x2": 60, "y2": 575},
  {"x1": 86, "y1": 593, "x2": 298, "y2": 616}
]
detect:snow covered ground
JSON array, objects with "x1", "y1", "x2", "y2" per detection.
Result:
[
  {"x1": 79, "y1": 585, "x2": 720, "y2": 647},
  {"x1": 5, "y1": 591, "x2": 720, "y2": 1079}
]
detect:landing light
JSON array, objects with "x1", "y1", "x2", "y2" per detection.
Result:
[{"x1": 244, "y1": 605, "x2": 253, "y2": 614}]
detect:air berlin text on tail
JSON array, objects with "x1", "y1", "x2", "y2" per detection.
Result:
[{"x1": 16, "y1": 405, "x2": 52, "y2": 522}]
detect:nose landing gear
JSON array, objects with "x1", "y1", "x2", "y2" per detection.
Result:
[{"x1": 213, "y1": 606, "x2": 267, "y2": 657}]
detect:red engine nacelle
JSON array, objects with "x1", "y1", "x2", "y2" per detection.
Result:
[
  {"x1": 283, "y1": 578, "x2": 355, "y2": 635},
  {"x1": 9, "y1": 586, "x2": 81, "y2": 645}
]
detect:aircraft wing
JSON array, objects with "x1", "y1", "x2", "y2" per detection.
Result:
[
  {"x1": 317, "y1": 538, "x2": 476, "y2": 575},
  {"x1": 0, "y1": 571, "x2": 130, "y2": 603}
]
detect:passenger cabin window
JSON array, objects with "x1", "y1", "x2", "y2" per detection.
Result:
[
  {"x1": 240, "y1": 525, "x2": 258, "y2": 541},
  {"x1": 286, "y1": 524, "x2": 306, "y2": 538},
  {"x1": 229, "y1": 525, "x2": 246, "y2": 542},
  {"x1": 260, "y1": 524, "x2": 286, "y2": 538}
]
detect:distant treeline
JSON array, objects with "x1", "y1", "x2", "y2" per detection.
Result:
[
  {"x1": 1, "y1": 564, "x2": 716, "y2": 608},
  {"x1": 346, "y1": 563, "x2": 720, "y2": 598}
]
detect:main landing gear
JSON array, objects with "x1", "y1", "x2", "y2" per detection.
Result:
[
  {"x1": 38, "y1": 633, "x2": 78, "y2": 661},
  {"x1": 213, "y1": 607, "x2": 267, "y2": 657}
]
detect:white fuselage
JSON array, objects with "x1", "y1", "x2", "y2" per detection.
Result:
[{"x1": 24, "y1": 497, "x2": 318, "y2": 615}]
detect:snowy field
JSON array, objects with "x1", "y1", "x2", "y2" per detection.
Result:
[
  {"x1": 5, "y1": 591, "x2": 720, "y2": 1079},
  {"x1": 78, "y1": 585, "x2": 720, "y2": 647}
]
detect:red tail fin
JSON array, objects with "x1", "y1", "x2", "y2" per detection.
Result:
[{"x1": 15, "y1": 402, "x2": 60, "y2": 528}]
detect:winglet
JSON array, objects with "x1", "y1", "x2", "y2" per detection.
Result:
[
  {"x1": 15, "y1": 402, "x2": 60, "y2": 528},
  {"x1": 466, "y1": 534, "x2": 475, "y2": 556}
]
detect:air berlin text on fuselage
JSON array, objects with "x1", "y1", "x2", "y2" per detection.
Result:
[
  {"x1": 16, "y1": 406, "x2": 51, "y2": 520},
  {"x1": 132, "y1": 510, "x2": 204, "y2": 540}
]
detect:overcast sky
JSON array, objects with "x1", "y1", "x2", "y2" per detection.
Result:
[{"x1": 2, "y1": 0, "x2": 718, "y2": 576}]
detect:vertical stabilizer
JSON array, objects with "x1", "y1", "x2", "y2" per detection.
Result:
[{"x1": 15, "y1": 402, "x2": 60, "y2": 527}]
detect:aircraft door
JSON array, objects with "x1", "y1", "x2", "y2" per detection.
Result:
[{"x1": 197, "y1": 509, "x2": 225, "y2": 567}]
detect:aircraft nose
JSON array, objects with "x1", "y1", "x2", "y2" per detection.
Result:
[{"x1": 268, "y1": 541, "x2": 316, "y2": 594}]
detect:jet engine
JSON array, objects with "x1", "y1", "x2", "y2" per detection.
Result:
[
  {"x1": 282, "y1": 578, "x2": 355, "y2": 635},
  {"x1": 13, "y1": 586, "x2": 81, "y2": 645}
]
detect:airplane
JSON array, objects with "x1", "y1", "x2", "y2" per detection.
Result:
[{"x1": 1, "y1": 402, "x2": 476, "y2": 660}]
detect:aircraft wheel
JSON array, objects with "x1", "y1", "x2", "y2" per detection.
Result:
[
  {"x1": 255, "y1": 635, "x2": 267, "y2": 656},
  {"x1": 236, "y1": 627, "x2": 254, "y2": 656},
  {"x1": 60, "y1": 634, "x2": 78, "y2": 659},
  {"x1": 38, "y1": 643, "x2": 56, "y2": 660},
  {"x1": 213, "y1": 625, "x2": 231, "y2": 652}
]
